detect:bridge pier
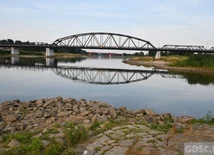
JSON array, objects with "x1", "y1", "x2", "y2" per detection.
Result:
[
  {"x1": 46, "y1": 48, "x2": 54, "y2": 57},
  {"x1": 11, "y1": 47, "x2": 19, "y2": 55},
  {"x1": 155, "y1": 51, "x2": 161, "y2": 59}
]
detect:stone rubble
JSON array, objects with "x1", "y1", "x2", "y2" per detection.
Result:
[{"x1": 0, "y1": 96, "x2": 214, "y2": 155}]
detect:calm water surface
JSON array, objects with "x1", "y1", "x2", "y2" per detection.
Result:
[{"x1": 0, "y1": 56, "x2": 214, "y2": 118}]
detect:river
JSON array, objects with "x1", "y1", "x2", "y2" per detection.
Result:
[{"x1": 0, "y1": 56, "x2": 214, "y2": 118}]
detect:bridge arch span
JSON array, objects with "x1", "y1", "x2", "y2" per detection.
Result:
[{"x1": 52, "y1": 32, "x2": 156, "y2": 51}]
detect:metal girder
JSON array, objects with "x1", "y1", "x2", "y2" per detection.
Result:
[
  {"x1": 52, "y1": 32, "x2": 156, "y2": 50},
  {"x1": 210, "y1": 47, "x2": 214, "y2": 51},
  {"x1": 162, "y1": 45, "x2": 206, "y2": 51}
]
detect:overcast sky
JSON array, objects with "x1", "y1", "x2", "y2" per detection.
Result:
[{"x1": 0, "y1": 0, "x2": 213, "y2": 48}]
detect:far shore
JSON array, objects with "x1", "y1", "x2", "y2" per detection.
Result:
[
  {"x1": 0, "y1": 53, "x2": 87, "y2": 59},
  {"x1": 123, "y1": 59, "x2": 214, "y2": 74}
]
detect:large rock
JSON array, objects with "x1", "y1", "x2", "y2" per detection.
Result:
[
  {"x1": 177, "y1": 116, "x2": 194, "y2": 124},
  {"x1": 35, "y1": 110, "x2": 44, "y2": 118},
  {"x1": 145, "y1": 109, "x2": 156, "y2": 116},
  {"x1": 108, "y1": 107, "x2": 117, "y2": 118},
  {"x1": 3, "y1": 114, "x2": 19, "y2": 122},
  {"x1": 21, "y1": 101, "x2": 31, "y2": 108},
  {"x1": 43, "y1": 99, "x2": 56, "y2": 108}
]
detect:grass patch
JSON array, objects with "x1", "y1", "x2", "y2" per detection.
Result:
[
  {"x1": 171, "y1": 54, "x2": 214, "y2": 69},
  {"x1": 64, "y1": 123, "x2": 88, "y2": 147},
  {"x1": 194, "y1": 111, "x2": 214, "y2": 125},
  {"x1": 90, "y1": 119, "x2": 101, "y2": 131},
  {"x1": 150, "y1": 123, "x2": 173, "y2": 133},
  {"x1": 131, "y1": 55, "x2": 187, "y2": 63}
]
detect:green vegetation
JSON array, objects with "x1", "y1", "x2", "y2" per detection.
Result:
[
  {"x1": 150, "y1": 123, "x2": 173, "y2": 133},
  {"x1": 131, "y1": 55, "x2": 187, "y2": 63},
  {"x1": 19, "y1": 50, "x2": 45, "y2": 56},
  {"x1": 171, "y1": 54, "x2": 214, "y2": 69},
  {"x1": 1, "y1": 131, "x2": 64, "y2": 155},
  {"x1": 1, "y1": 111, "x2": 213, "y2": 154},
  {"x1": 174, "y1": 71, "x2": 214, "y2": 86},
  {"x1": 194, "y1": 111, "x2": 214, "y2": 125},
  {"x1": 64, "y1": 123, "x2": 88, "y2": 147}
]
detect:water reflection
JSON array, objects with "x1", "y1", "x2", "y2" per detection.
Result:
[
  {"x1": 0, "y1": 57, "x2": 86, "y2": 67},
  {"x1": 52, "y1": 67, "x2": 168, "y2": 85},
  {"x1": 172, "y1": 71, "x2": 214, "y2": 86},
  {"x1": 0, "y1": 57, "x2": 214, "y2": 118},
  {"x1": 0, "y1": 57, "x2": 214, "y2": 86}
]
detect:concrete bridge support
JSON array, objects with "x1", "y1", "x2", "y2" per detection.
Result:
[
  {"x1": 46, "y1": 48, "x2": 54, "y2": 57},
  {"x1": 155, "y1": 51, "x2": 161, "y2": 59},
  {"x1": 11, "y1": 47, "x2": 19, "y2": 55}
]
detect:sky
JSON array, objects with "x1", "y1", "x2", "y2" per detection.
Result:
[{"x1": 0, "y1": 0, "x2": 214, "y2": 48}]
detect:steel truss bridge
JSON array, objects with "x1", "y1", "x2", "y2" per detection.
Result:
[
  {"x1": 0, "y1": 32, "x2": 213, "y2": 53},
  {"x1": 53, "y1": 32, "x2": 156, "y2": 51},
  {"x1": 0, "y1": 64, "x2": 183, "y2": 85}
]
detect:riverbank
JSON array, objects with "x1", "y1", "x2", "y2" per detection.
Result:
[
  {"x1": 0, "y1": 97, "x2": 213, "y2": 154},
  {"x1": 123, "y1": 58, "x2": 214, "y2": 74},
  {"x1": 0, "y1": 53, "x2": 87, "y2": 59}
]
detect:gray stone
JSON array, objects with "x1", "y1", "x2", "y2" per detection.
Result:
[
  {"x1": 21, "y1": 101, "x2": 31, "y2": 108},
  {"x1": 82, "y1": 150, "x2": 96, "y2": 155},
  {"x1": 56, "y1": 96, "x2": 63, "y2": 101},
  {"x1": 55, "y1": 133, "x2": 65, "y2": 138},
  {"x1": 177, "y1": 116, "x2": 194, "y2": 124},
  {"x1": 126, "y1": 133, "x2": 135, "y2": 138},
  {"x1": 43, "y1": 112, "x2": 51, "y2": 118},
  {"x1": 43, "y1": 99, "x2": 56, "y2": 108},
  {"x1": 109, "y1": 131, "x2": 125, "y2": 139},
  {"x1": 35, "y1": 110, "x2": 44, "y2": 118},
  {"x1": 104, "y1": 146, "x2": 128, "y2": 155},
  {"x1": 8, "y1": 139, "x2": 21, "y2": 148},
  {"x1": 83, "y1": 119, "x2": 90, "y2": 124},
  {"x1": 86, "y1": 135, "x2": 110, "y2": 150},
  {"x1": 94, "y1": 114, "x2": 108, "y2": 122},
  {"x1": 33, "y1": 133, "x2": 42, "y2": 138},
  {"x1": 108, "y1": 108, "x2": 117, "y2": 118},
  {"x1": 101, "y1": 145, "x2": 111, "y2": 152},
  {"x1": 81, "y1": 111, "x2": 90, "y2": 117},
  {"x1": 3, "y1": 114, "x2": 19, "y2": 122},
  {"x1": 3, "y1": 125, "x2": 16, "y2": 133},
  {"x1": 145, "y1": 109, "x2": 156, "y2": 116},
  {"x1": 36, "y1": 99, "x2": 44, "y2": 106},
  {"x1": 134, "y1": 109, "x2": 145, "y2": 114},
  {"x1": 104, "y1": 130, "x2": 114, "y2": 135},
  {"x1": 42, "y1": 140, "x2": 50, "y2": 148},
  {"x1": 119, "y1": 139, "x2": 133, "y2": 147}
]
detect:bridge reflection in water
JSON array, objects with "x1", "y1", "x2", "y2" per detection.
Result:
[
  {"x1": 52, "y1": 67, "x2": 182, "y2": 85},
  {"x1": 0, "y1": 63, "x2": 183, "y2": 85}
]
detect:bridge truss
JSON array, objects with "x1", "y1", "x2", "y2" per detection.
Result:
[{"x1": 52, "y1": 32, "x2": 156, "y2": 51}]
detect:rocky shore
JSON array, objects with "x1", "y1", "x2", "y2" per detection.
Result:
[{"x1": 0, "y1": 97, "x2": 214, "y2": 155}]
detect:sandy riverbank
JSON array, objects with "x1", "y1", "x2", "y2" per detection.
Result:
[{"x1": 123, "y1": 59, "x2": 214, "y2": 74}]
